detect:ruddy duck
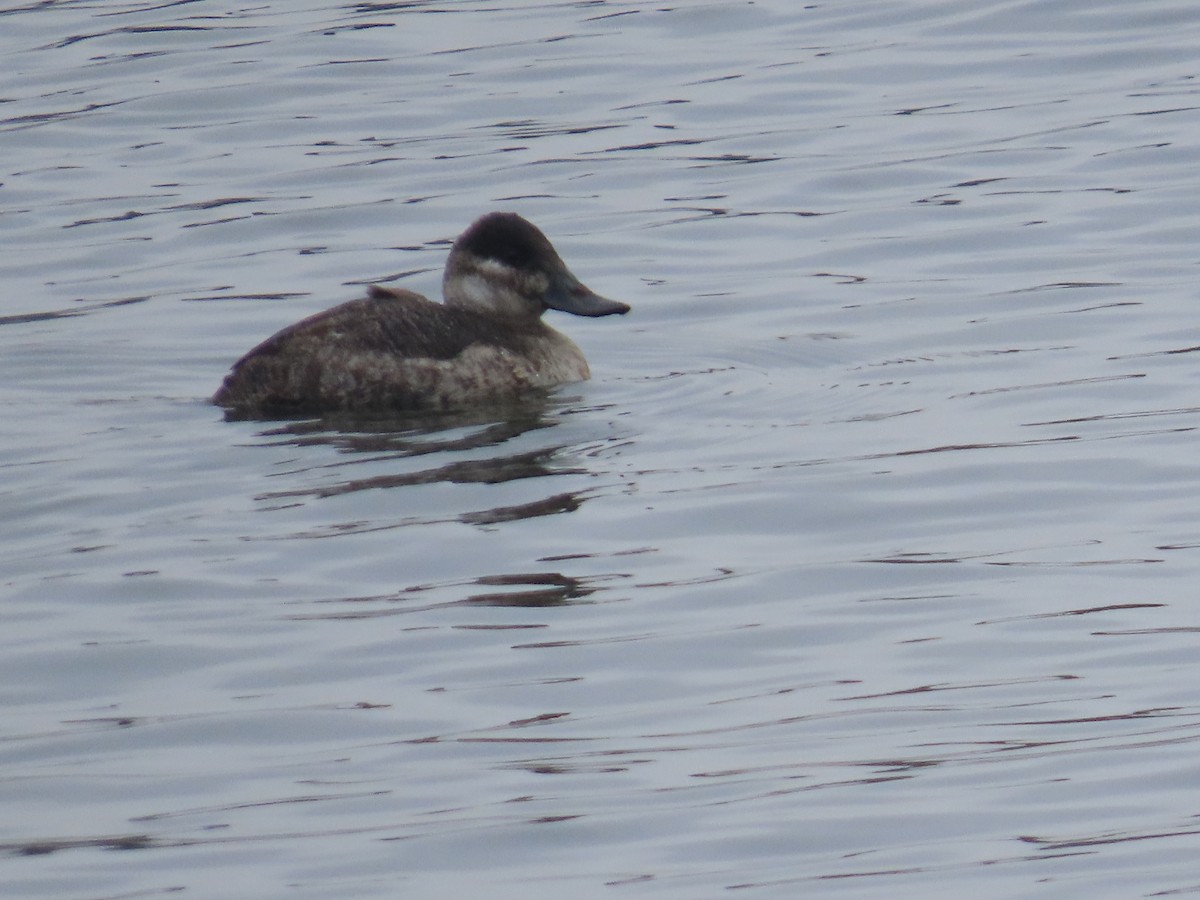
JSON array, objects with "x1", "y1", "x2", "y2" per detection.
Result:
[{"x1": 212, "y1": 212, "x2": 630, "y2": 416}]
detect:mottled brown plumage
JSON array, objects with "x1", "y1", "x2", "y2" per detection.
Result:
[{"x1": 212, "y1": 213, "x2": 629, "y2": 417}]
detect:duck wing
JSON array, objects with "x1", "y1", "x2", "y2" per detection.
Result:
[
  {"x1": 213, "y1": 287, "x2": 535, "y2": 415},
  {"x1": 243, "y1": 287, "x2": 489, "y2": 363}
]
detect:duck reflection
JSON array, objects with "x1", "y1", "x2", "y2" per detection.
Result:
[
  {"x1": 246, "y1": 394, "x2": 610, "y2": 528},
  {"x1": 255, "y1": 397, "x2": 559, "y2": 460},
  {"x1": 459, "y1": 572, "x2": 602, "y2": 607},
  {"x1": 292, "y1": 571, "x2": 624, "y2": 619},
  {"x1": 256, "y1": 447, "x2": 579, "y2": 501}
]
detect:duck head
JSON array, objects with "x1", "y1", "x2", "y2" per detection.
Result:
[{"x1": 443, "y1": 212, "x2": 630, "y2": 321}]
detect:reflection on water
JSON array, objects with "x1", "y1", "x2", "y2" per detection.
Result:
[
  {"x1": 294, "y1": 570, "x2": 620, "y2": 619},
  {"x1": 0, "y1": 296, "x2": 148, "y2": 326},
  {"x1": 253, "y1": 401, "x2": 560, "y2": 455},
  {"x1": 253, "y1": 400, "x2": 569, "y2": 492},
  {"x1": 241, "y1": 397, "x2": 605, "y2": 528}
]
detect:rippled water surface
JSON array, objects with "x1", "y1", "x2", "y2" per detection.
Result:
[{"x1": 4, "y1": 1, "x2": 1200, "y2": 897}]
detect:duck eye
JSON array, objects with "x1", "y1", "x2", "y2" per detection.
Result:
[{"x1": 492, "y1": 246, "x2": 534, "y2": 269}]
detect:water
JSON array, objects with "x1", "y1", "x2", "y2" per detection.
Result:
[{"x1": 4, "y1": 1, "x2": 1200, "y2": 897}]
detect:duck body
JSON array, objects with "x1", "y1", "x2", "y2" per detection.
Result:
[
  {"x1": 212, "y1": 212, "x2": 629, "y2": 417},
  {"x1": 214, "y1": 285, "x2": 593, "y2": 414}
]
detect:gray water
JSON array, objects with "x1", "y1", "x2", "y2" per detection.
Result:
[{"x1": 4, "y1": 1, "x2": 1200, "y2": 897}]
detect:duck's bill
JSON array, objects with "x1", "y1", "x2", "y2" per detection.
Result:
[{"x1": 546, "y1": 274, "x2": 631, "y2": 317}]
